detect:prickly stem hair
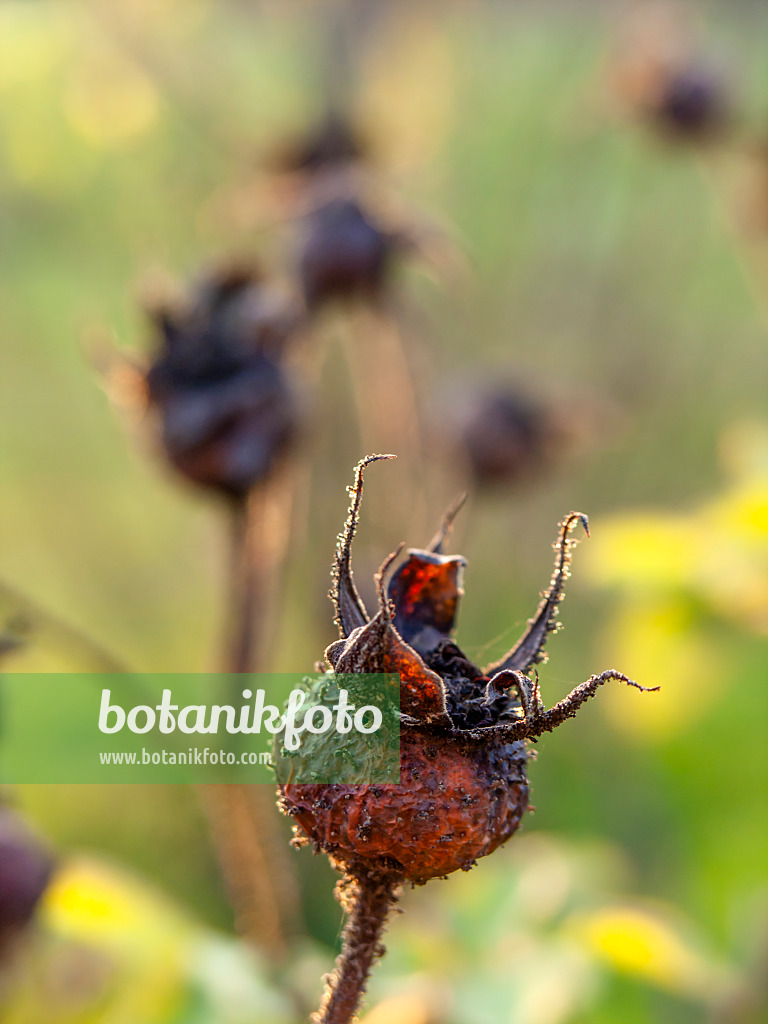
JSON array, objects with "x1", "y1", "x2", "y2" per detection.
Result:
[{"x1": 375, "y1": 543, "x2": 406, "y2": 619}]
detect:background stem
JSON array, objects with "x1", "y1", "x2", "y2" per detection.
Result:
[
  {"x1": 202, "y1": 477, "x2": 302, "y2": 960},
  {"x1": 223, "y1": 490, "x2": 266, "y2": 676}
]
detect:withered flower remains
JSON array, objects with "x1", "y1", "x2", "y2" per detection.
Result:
[
  {"x1": 145, "y1": 266, "x2": 300, "y2": 498},
  {"x1": 277, "y1": 455, "x2": 657, "y2": 1024},
  {"x1": 649, "y1": 64, "x2": 729, "y2": 141}
]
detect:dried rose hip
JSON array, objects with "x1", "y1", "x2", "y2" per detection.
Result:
[
  {"x1": 145, "y1": 265, "x2": 300, "y2": 498},
  {"x1": 277, "y1": 456, "x2": 657, "y2": 885},
  {"x1": 650, "y1": 64, "x2": 729, "y2": 141},
  {"x1": 611, "y1": 35, "x2": 730, "y2": 145},
  {"x1": 298, "y1": 198, "x2": 396, "y2": 309},
  {"x1": 455, "y1": 385, "x2": 557, "y2": 488},
  {"x1": 0, "y1": 807, "x2": 55, "y2": 951}
]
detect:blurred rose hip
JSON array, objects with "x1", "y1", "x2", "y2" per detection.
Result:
[
  {"x1": 0, "y1": 807, "x2": 55, "y2": 952},
  {"x1": 299, "y1": 198, "x2": 398, "y2": 309},
  {"x1": 145, "y1": 265, "x2": 301, "y2": 498},
  {"x1": 454, "y1": 385, "x2": 559, "y2": 488}
]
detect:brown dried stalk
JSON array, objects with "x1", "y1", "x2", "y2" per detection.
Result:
[
  {"x1": 203, "y1": 478, "x2": 302, "y2": 960},
  {"x1": 222, "y1": 488, "x2": 272, "y2": 676},
  {"x1": 313, "y1": 871, "x2": 401, "y2": 1024}
]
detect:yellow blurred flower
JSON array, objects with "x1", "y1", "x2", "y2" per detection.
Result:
[
  {"x1": 1, "y1": 856, "x2": 292, "y2": 1024},
  {"x1": 43, "y1": 857, "x2": 187, "y2": 952},
  {"x1": 584, "y1": 422, "x2": 768, "y2": 739},
  {"x1": 586, "y1": 514, "x2": 704, "y2": 591},
  {"x1": 568, "y1": 904, "x2": 732, "y2": 1001},
  {"x1": 586, "y1": 422, "x2": 768, "y2": 635},
  {"x1": 596, "y1": 596, "x2": 722, "y2": 740},
  {"x1": 0, "y1": 5, "x2": 70, "y2": 90},
  {"x1": 64, "y1": 51, "x2": 159, "y2": 147},
  {"x1": 40, "y1": 857, "x2": 188, "y2": 1022}
]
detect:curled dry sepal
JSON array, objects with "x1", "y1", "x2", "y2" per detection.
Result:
[
  {"x1": 0, "y1": 806, "x2": 55, "y2": 956},
  {"x1": 145, "y1": 265, "x2": 301, "y2": 498},
  {"x1": 276, "y1": 455, "x2": 658, "y2": 1024}
]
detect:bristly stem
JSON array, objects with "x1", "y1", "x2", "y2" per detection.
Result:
[{"x1": 314, "y1": 871, "x2": 401, "y2": 1024}]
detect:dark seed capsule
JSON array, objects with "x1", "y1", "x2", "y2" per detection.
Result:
[
  {"x1": 145, "y1": 265, "x2": 300, "y2": 497},
  {"x1": 299, "y1": 198, "x2": 394, "y2": 309},
  {"x1": 456, "y1": 387, "x2": 555, "y2": 488},
  {"x1": 0, "y1": 808, "x2": 55, "y2": 945},
  {"x1": 653, "y1": 65, "x2": 729, "y2": 140}
]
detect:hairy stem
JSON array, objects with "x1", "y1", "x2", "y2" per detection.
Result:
[{"x1": 314, "y1": 872, "x2": 400, "y2": 1024}]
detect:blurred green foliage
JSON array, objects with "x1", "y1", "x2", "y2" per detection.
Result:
[{"x1": 0, "y1": 0, "x2": 766, "y2": 1021}]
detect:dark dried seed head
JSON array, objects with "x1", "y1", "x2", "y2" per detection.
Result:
[
  {"x1": 0, "y1": 807, "x2": 55, "y2": 950},
  {"x1": 145, "y1": 264, "x2": 301, "y2": 497},
  {"x1": 298, "y1": 198, "x2": 395, "y2": 309},
  {"x1": 454, "y1": 386, "x2": 558, "y2": 489},
  {"x1": 650, "y1": 64, "x2": 729, "y2": 141}
]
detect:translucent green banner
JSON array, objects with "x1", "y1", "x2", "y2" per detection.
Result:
[{"x1": 0, "y1": 673, "x2": 401, "y2": 784}]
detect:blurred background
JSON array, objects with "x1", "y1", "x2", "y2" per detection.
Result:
[{"x1": 0, "y1": 0, "x2": 766, "y2": 1021}]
